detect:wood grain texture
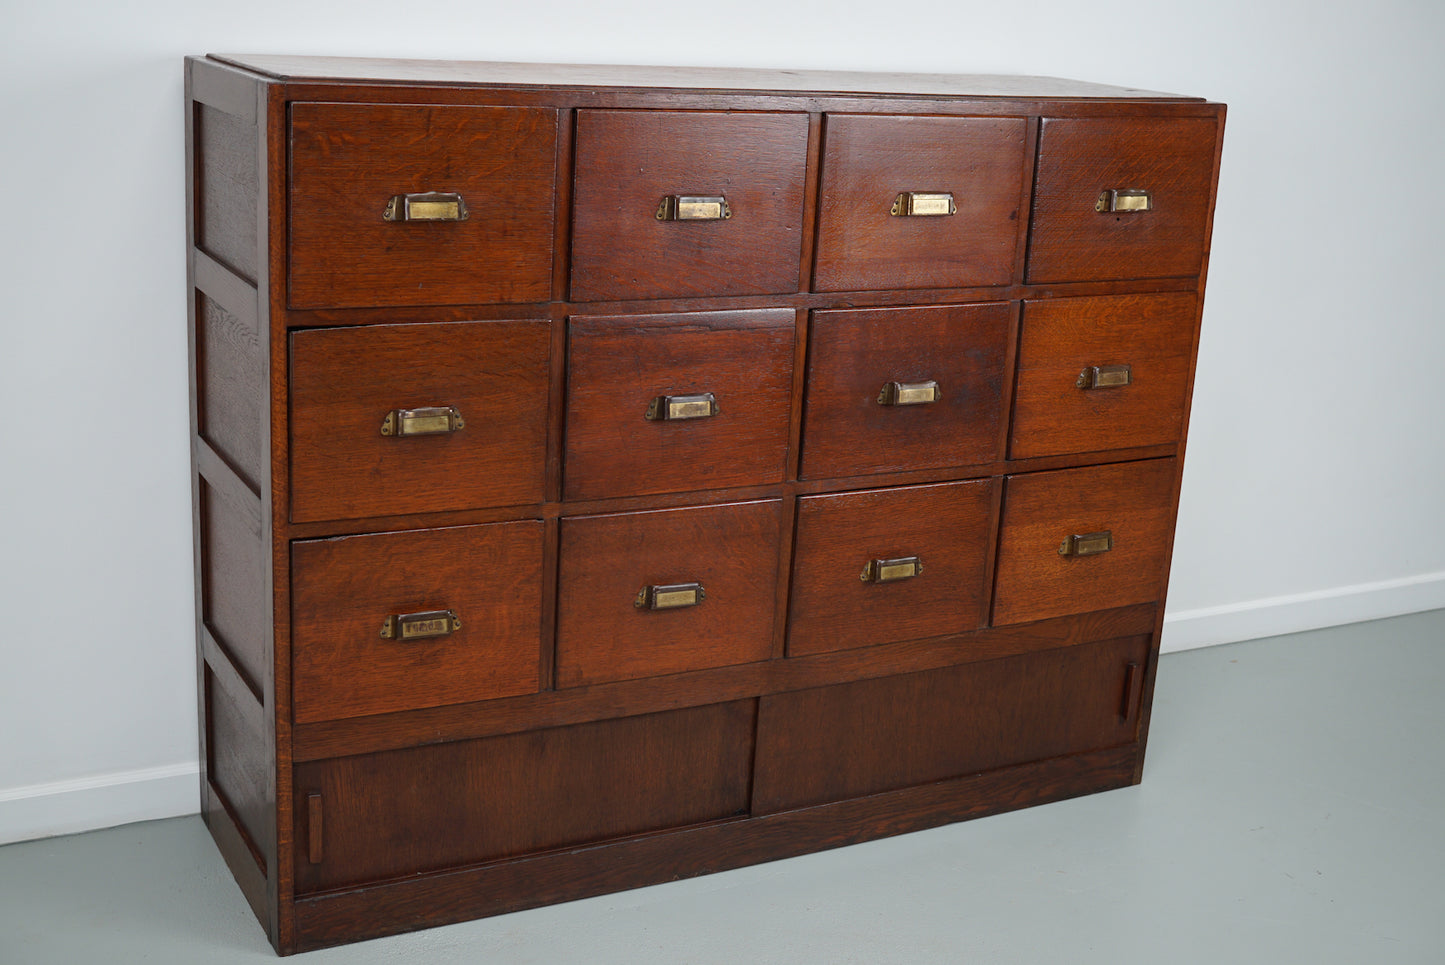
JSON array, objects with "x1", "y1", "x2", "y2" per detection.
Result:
[
  {"x1": 1027, "y1": 116, "x2": 1218, "y2": 283},
  {"x1": 291, "y1": 521, "x2": 544, "y2": 723},
  {"x1": 292, "y1": 700, "x2": 755, "y2": 893},
  {"x1": 290, "y1": 743, "x2": 1139, "y2": 952},
  {"x1": 993, "y1": 458, "x2": 1178, "y2": 625},
  {"x1": 570, "y1": 110, "x2": 809, "y2": 300},
  {"x1": 206, "y1": 666, "x2": 270, "y2": 865},
  {"x1": 1011, "y1": 292, "x2": 1197, "y2": 458},
  {"x1": 556, "y1": 500, "x2": 782, "y2": 687},
  {"x1": 288, "y1": 320, "x2": 550, "y2": 523},
  {"x1": 288, "y1": 103, "x2": 557, "y2": 308},
  {"x1": 197, "y1": 103, "x2": 259, "y2": 283},
  {"x1": 200, "y1": 480, "x2": 268, "y2": 697},
  {"x1": 813, "y1": 114, "x2": 1027, "y2": 291},
  {"x1": 753, "y1": 634, "x2": 1149, "y2": 813},
  {"x1": 788, "y1": 480, "x2": 995, "y2": 656},
  {"x1": 801, "y1": 302, "x2": 1012, "y2": 478},
  {"x1": 564, "y1": 310, "x2": 795, "y2": 499},
  {"x1": 197, "y1": 292, "x2": 264, "y2": 492}
]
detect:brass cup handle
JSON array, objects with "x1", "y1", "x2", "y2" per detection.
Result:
[
  {"x1": 656, "y1": 196, "x2": 731, "y2": 221},
  {"x1": 860, "y1": 556, "x2": 923, "y2": 583},
  {"x1": 1076, "y1": 365, "x2": 1132, "y2": 390},
  {"x1": 1095, "y1": 189, "x2": 1152, "y2": 213},
  {"x1": 380, "y1": 406, "x2": 465, "y2": 437},
  {"x1": 1058, "y1": 531, "x2": 1112, "y2": 557},
  {"x1": 890, "y1": 192, "x2": 956, "y2": 217},
  {"x1": 645, "y1": 392, "x2": 719, "y2": 422},
  {"x1": 383, "y1": 192, "x2": 469, "y2": 222},
  {"x1": 379, "y1": 609, "x2": 462, "y2": 641},
  {"x1": 635, "y1": 582, "x2": 706, "y2": 610},
  {"x1": 877, "y1": 380, "x2": 941, "y2": 406}
]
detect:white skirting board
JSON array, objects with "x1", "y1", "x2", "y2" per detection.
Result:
[
  {"x1": 3, "y1": 573, "x2": 1443, "y2": 846},
  {"x1": 1162, "y1": 570, "x2": 1445, "y2": 652},
  {"x1": 0, "y1": 763, "x2": 199, "y2": 846}
]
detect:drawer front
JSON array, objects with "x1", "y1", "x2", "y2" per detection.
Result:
[
  {"x1": 1010, "y1": 293, "x2": 1197, "y2": 459},
  {"x1": 801, "y1": 303, "x2": 1011, "y2": 479},
  {"x1": 556, "y1": 501, "x2": 782, "y2": 687},
  {"x1": 294, "y1": 700, "x2": 754, "y2": 893},
  {"x1": 754, "y1": 634, "x2": 1150, "y2": 813},
  {"x1": 291, "y1": 522, "x2": 544, "y2": 724},
  {"x1": 813, "y1": 114, "x2": 1027, "y2": 292},
  {"x1": 788, "y1": 480, "x2": 995, "y2": 657},
  {"x1": 993, "y1": 459, "x2": 1177, "y2": 625},
  {"x1": 570, "y1": 110, "x2": 809, "y2": 301},
  {"x1": 564, "y1": 310, "x2": 795, "y2": 500},
  {"x1": 288, "y1": 103, "x2": 557, "y2": 308},
  {"x1": 289, "y1": 320, "x2": 549, "y2": 523},
  {"x1": 1027, "y1": 116, "x2": 1218, "y2": 283}
]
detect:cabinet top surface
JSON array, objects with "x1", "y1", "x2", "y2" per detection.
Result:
[{"x1": 207, "y1": 54, "x2": 1204, "y2": 101}]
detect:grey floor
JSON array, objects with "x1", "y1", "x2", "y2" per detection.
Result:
[{"x1": 3, "y1": 611, "x2": 1442, "y2": 964}]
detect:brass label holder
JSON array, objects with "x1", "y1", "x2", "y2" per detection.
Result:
[
  {"x1": 383, "y1": 192, "x2": 469, "y2": 222},
  {"x1": 635, "y1": 582, "x2": 706, "y2": 610},
  {"x1": 860, "y1": 556, "x2": 924, "y2": 583},
  {"x1": 656, "y1": 196, "x2": 731, "y2": 221},
  {"x1": 1076, "y1": 365, "x2": 1132, "y2": 390},
  {"x1": 380, "y1": 406, "x2": 465, "y2": 436},
  {"x1": 645, "y1": 392, "x2": 719, "y2": 422},
  {"x1": 891, "y1": 192, "x2": 956, "y2": 217},
  {"x1": 1058, "y1": 532, "x2": 1113, "y2": 557},
  {"x1": 877, "y1": 380, "x2": 941, "y2": 406},
  {"x1": 1095, "y1": 189, "x2": 1152, "y2": 213},
  {"x1": 379, "y1": 609, "x2": 462, "y2": 641}
]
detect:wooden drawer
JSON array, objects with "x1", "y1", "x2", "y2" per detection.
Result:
[
  {"x1": 289, "y1": 320, "x2": 549, "y2": 524},
  {"x1": 813, "y1": 114, "x2": 1027, "y2": 292},
  {"x1": 788, "y1": 480, "x2": 996, "y2": 657},
  {"x1": 801, "y1": 303, "x2": 1011, "y2": 479},
  {"x1": 291, "y1": 522, "x2": 544, "y2": 724},
  {"x1": 754, "y1": 634, "x2": 1150, "y2": 813},
  {"x1": 564, "y1": 310, "x2": 795, "y2": 500},
  {"x1": 570, "y1": 110, "x2": 809, "y2": 301},
  {"x1": 993, "y1": 459, "x2": 1177, "y2": 625},
  {"x1": 556, "y1": 501, "x2": 782, "y2": 687},
  {"x1": 288, "y1": 103, "x2": 557, "y2": 308},
  {"x1": 1010, "y1": 293, "x2": 1197, "y2": 459},
  {"x1": 294, "y1": 700, "x2": 754, "y2": 893},
  {"x1": 1027, "y1": 116, "x2": 1218, "y2": 283}
]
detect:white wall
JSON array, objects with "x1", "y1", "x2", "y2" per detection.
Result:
[{"x1": 3, "y1": 0, "x2": 1442, "y2": 843}]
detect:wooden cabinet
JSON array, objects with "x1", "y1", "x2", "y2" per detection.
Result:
[{"x1": 186, "y1": 54, "x2": 1223, "y2": 954}]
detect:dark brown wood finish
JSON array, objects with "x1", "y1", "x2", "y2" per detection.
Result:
[
  {"x1": 813, "y1": 114, "x2": 1027, "y2": 292},
  {"x1": 993, "y1": 458, "x2": 1179, "y2": 625},
  {"x1": 556, "y1": 500, "x2": 782, "y2": 687},
  {"x1": 1011, "y1": 292, "x2": 1197, "y2": 458},
  {"x1": 288, "y1": 320, "x2": 550, "y2": 522},
  {"x1": 293, "y1": 700, "x2": 755, "y2": 893},
  {"x1": 563, "y1": 310, "x2": 795, "y2": 499},
  {"x1": 801, "y1": 302, "x2": 1012, "y2": 478},
  {"x1": 186, "y1": 54, "x2": 1223, "y2": 954},
  {"x1": 288, "y1": 103, "x2": 558, "y2": 309},
  {"x1": 788, "y1": 479, "x2": 995, "y2": 656},
  {"x1": 570, "y1": 110, "x2": 809, "y2": 301},
  {"x1": 290, "y1": 521, "x2": 544, "y2": 722}
]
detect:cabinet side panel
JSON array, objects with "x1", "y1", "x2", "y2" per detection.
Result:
[
  {"x1": 206, "y1": 666, "x2": 270, "y2": 870},
  {"x1": 197, "y1": 292, "x2": 264, "y2": 492},
  {"x1": 197, "y1": 103, "x2": 259, "y2": 284},
  {"x1": 201, "y1": 480, "x2": 268, "y2": 698}
]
